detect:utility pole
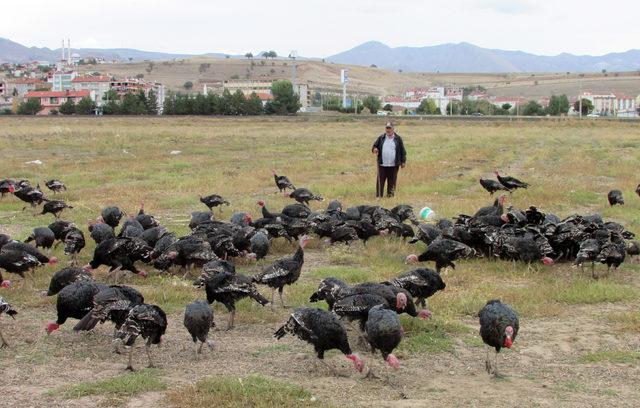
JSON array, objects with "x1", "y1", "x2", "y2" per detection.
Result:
[{"x1": 578, "y1": 76, "x2": 583, "y2": 118}]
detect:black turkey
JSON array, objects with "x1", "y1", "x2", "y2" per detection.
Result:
[
  {"x1": 101, "y1": 206, "x2": 124, "y2": 228},
  {"x1": 607, "y1": 189, "x2": 624, "y2": 206},
  {"x1": 200, "y1": 194, "x2": 230, "y2": 212},
  {"x1": 114, "y1": 304, "x2": 167, "y2": 371},
  {"x1": 479, "y1": 299, "x2": 519, "y2": 376},
  {"x1": 495, "y1": 171, "x2": 529, "y2": 192},
  {"x1": 73, "y1": 285, "x2": 145, "y2": 333},
  {"x1": 44, "y1": 179, "x2": 67, "y2": 194},
  {"x1": 45, "y1": 267, "x2": 93, "y2": 296},
  {"x1": 252, "y1": 235, "x2": 310, "y2": 308},
  {"x1": 272, "y1": 169, "x2": 295, "y2": 192},
  {"x1": 405, "y1": 238, "x2": 475, "y2": 272},
  {"x1": 288, "y1": 188, "x2": 323, "y2": 205},
  {"x1": 274, "y1": 307, "x2": 364, "y2": 374},
  {"x1": 365, "y1": 304, "x2": 403, "y2": 370},
  {"x1": 41, "y1": 200, "x2": 73, "y2": 218},
  {"x1": 0, "y1": 296, "x2": 17, "y2": 348},
  {"x1": 46, "y1": 281, "x2": 107, "y2": 335},
  {"x1": 386, "y1": 268, "x2": 445, "y2": 312},
  {"x1": 63, "y1": 227, "x2": 86, "y2": 265},
  {"x1": 479, "y1": 178, "x2": 509, "y2": 195},
  {"x1": 24, "y1": 227, "x2": 55, "y2": 251},
  {"x1": 184, "y1": 300, "x2": 214, "y2": 356}
]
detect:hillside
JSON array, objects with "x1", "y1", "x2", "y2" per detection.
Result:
[
  {"x1": 327, "y1": 41, "x2": 640, "y2": 73},
  {"x1": 73, "y1": 57, "x2": 640, "y2": 98}
]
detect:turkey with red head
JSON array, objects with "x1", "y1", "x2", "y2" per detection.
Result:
[
  {"x1": 274, "y1": 307, "x2": 364, "y2": 375},
  {"x1": 479, "y1": 299, "x2": 519, "y2": 377}
]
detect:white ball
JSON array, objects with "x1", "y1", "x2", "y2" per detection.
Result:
[{"x1": 419, "y1": 207, "x2": 435, "y2": 221}]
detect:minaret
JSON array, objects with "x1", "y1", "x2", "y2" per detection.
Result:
[{"x1": 67, "y1": 39, "x2": 71, "y2": 65}]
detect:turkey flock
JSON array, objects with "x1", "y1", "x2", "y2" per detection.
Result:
[{"x1": 0, "y1": 173, "x2": 638, "y2": 378}]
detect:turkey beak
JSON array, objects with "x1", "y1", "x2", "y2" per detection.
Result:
[{"x1": 504, "y1": 336, "x2": 513, "y2": 348}]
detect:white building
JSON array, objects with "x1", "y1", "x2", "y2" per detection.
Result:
[
  {"x1": 51, "y1": 71, "x2": 78, "y2": 91},
  {"x1": 71, "y1": 75, "x2": 111, "y2": 106},
  {"x1": 581, "y1": 92, "x2": 637, "y2": 117}
]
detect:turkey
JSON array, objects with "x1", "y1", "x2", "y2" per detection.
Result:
[
  {"x1": 101, "y1": 206, "x2": 124, "y2": 228},
  {"x1": 48, "y1": 220, "x2": 75, "y2": 246},
  {"x1": 152, "y1": 235, "x2": 216, "y2": 276},
  {"x1": 474, "y1": 195, "x2": 506, "y2": 218},
  {"x1": 45, "y1": 267, "x2": 93, "y2": 296},
  {"x1": 390, "y1": 204, "x2": 419, "y2": 225},
  {"x1": 199, "y1": 263, "x2": 269, "y2": 329},
  {"x1": 73, "y1": 285, "x2": 145, "y2": 333},
  {"x1": 41, "y1": 200, "x2": 73, "y2": 218},
  {"x1": 200, "y1": 194, "x2": 230, "y2": 212},
  {"x1": 0, "y1": 296, "x2": 17, "y2": 348},
  {"x1": 252, "y1": 235, "x2": 310, "y2": 309},
  {"x1": 183, "y1": 300, "x2": 214, "y2": 356},
  {"x1": 636, "y1": 184, "x2": 640, "y2": 198},
  {"x1": 118, "y1": 216, "x2": 144, "y2": 238},
  {"x1": 332, "y1": 292, "x2": 388, "y2": 332},
  {"x1": 135, "y1": 202, "x2": 159, "y2": 230},
  {"x1": 386, "y1": 268, "x2": 446, "y2": 311},
  {"x1": 607, "y1": 189, "x2": 624, "y2": 206},
  {"x1": 479, "y1": 178, "x2": 509, "y2": 195},
  {"x1": 495, "y1": 171, "x2": 529, "y2": 192},
  {"x1": 230, "y1": 212, "x2": 253, "y2": 227},
  {"x1": 139, "y1": 226, "x2": 169, "y2": 247},
  {"x1": 274, "y1": 307, "x2": 364, "y2": 374},
  {"x1": 24, "y1": 227, "x2": 55, "y2": 251},
  {"x1": 44, "y1": 179, "x2": 67, "y2": 194},
  {"x1": 365, "y1": 304, "x2": 403, "y2": 370},
  {"x1": 348, "y1": 283, "x2": 429, "y2": 319},
  {"x1": 0, "y1": 179, "x2": 15, "y2": 198},
  {"x1": 0, "y1": 233, "x2": 10, "y2": 250},
  {"x1": 492, "y1": 234, "x2": 555, "y2": 267},
  {"x1": 46, "y1": 281, "x2": 107, "y2": 335},
  {"x1": 86, "y1": 237, "x2": 152, "y2": 281},
  {"x1": 574, "y1": 238, "x2": 600, "y2": 278},
  {"x1": 249, "y1": 230, "x2": 270, "y2": 260},
  {"x1": 63, "y1": 227, "x2": 86, "y2": 265},
  {"x1": 479, "y1": 299, "x2": 519, "y2": 376},
  {"x1": 2, "y1": 241, "x2": 58, "y2": 266},
  {"x1": 193, "y1": 259, "x2": 236, "y2": 287},
  {"x1": 405, "y1": 238, "x2": 476, "y2": 272},
  {"x1": 627, "y1": 241, "x2": 640, "y2": 263},
  {"x1": 88, "y1": 219, "x2": 116, "y2": 244},
  {"x1": 595, "y1": 231, "x2": 626, "y2": 276},
  {"x1": 114, "y1": 304, "x2": 167, "y2": 371},
  {"x1": 408, "y1": 223, "x2": 442, "y2": 245},
  {"x1": 309, "y1": 277, "x2": 351, "y2": 310},
  {"x1": 0, "y1": 250, "x2": 42, "y2": 288},
  {"x1": 272, "y1": 169, "x2": 295, "y2": 192},
  {"x1": 189, "y1": 211, "x2": 213, "y2": 230},
  {"x1": 13, "y1": 184, "x2": 46, "y2": 211},
  {"x1": 288, "y1": 188, "x2": 323, "y2": 205}
]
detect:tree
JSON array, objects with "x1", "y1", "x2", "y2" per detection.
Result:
[
  {"x1": 501, "y1": 103, "x2": 512, "y2": 111},
  {"x1": 17, "y1": 98, "x2": 43, "y2": 115},
  {"x1": 245, "y1": 52, "x2": 253, "y2": 59},
  {"x1": 445, "y1": 100, "x2": 462, "y2": 115},
  {"x1": 574, "y1": 98, "x2": 594, "y2": 116},
  {"x1": 244, "y1": 92, "x2": 263, "y2": 115},
  {"x1": 265, "y1": 80, "x2": 300, "y2": 114},
  {"x1": 58, "y1": 98, "x2": 76, "y2": 115},
  {"x1": 362, "y1": 95, "x2": 382, "y2": 114},
  {"x1": 522, "y1": 100, "x2": 544, "y2": 116},
  {"x1": 146, "y1": 90, "x2": 158, "y2": 115},
  {"x1": 183, "y1": 81, "x2": 194, "y2": 90},
  {"x1": 417, "y1": 98, "x2": 439, "y2": 115},
  {"x1": 75, "y1": 97, "x2": 96, "y2": 115},
  {"x1": 546, "y1": 94, "x2": 570, "y2": 116},
  {"x1": 383, "y1": 104, "x2": 393, "y2": 112}
]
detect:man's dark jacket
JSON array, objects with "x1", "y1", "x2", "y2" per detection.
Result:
[{"x1": 372, "y1": 133, "x2": 407, "y2": 166}]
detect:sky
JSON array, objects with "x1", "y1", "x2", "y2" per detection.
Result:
[{"x1": 2, "y1": 0, "x2": 639, "y2": 57}]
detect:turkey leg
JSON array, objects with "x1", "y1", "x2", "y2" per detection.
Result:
[
  {"x1": 227, "y1": 310, "x2": 235, "y2": 330},
  {"x1": 278, "y1": 287, "x2": 288, "y2": 308},
  {"x1": 270, "y1": 288, "x2": 276, "y2": 310},
  {"x1": 146, "y1": 342, "x2": 155, "y2": 368},
  {"x1": 0, "y1": 326, "x2": 9, "y2": 348},
  {"x1": 125, "y1": 347, "x2": 135, "y2": 371}
]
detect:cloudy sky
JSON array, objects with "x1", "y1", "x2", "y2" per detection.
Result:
[{"x1": 3, "y1": 0, "x2": 638, "y2": 57}]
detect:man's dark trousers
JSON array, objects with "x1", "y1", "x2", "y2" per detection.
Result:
[{"x1": 377, "y1": 165, "x2": 399, "y2": 198}]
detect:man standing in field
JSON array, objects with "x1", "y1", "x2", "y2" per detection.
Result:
[{"x1": 372, "y1": 122, "x2": 406, "y2": 198}]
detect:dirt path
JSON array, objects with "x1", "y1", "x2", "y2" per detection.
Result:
[{"x1": 1, "y1": 296, "x2": 638, "y2": 408}]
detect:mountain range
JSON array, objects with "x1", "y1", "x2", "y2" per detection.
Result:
[
  {"x1": 2, "y1": 37, "x2": 639, "y2": 73},
  {"x1": 327, "y1": 41, "x2": 640, "y2": 73}
]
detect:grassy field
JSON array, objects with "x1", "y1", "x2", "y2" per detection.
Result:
[
  {"x1": 70, "y1": 57, "x2": 640, "y2": 97},
  {"x1": 0, "y1": 116, "x2": 639, "y2": 407}
]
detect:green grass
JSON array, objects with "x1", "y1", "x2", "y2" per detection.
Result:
[
  {"x1": 608, "y1": 311, "x2": 640, "y2": 333},
  {"x1": 551, "y1": 280, "x2": 637, "y2": 304},
  {"x1": 167, "y1": 375, "x2": 326, "y2": 408},
  {"x1": 57, "y1": 369, "x2": 166, "y2": 399},
  {"x1": 579, "y1": 351, "x2": 640, "y2": 364}
]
